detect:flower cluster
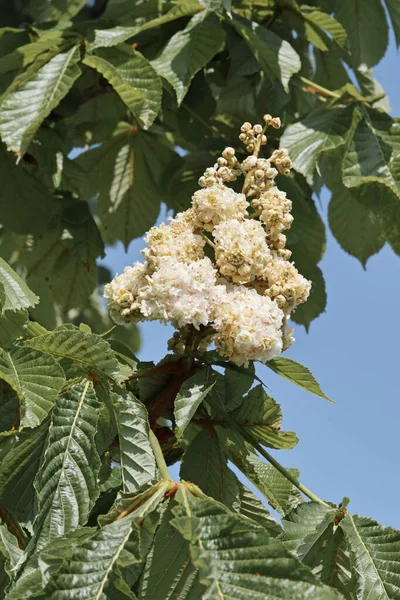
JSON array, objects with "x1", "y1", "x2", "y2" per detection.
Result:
[{"x1": 105, "y1": 115, "x2": 311, "y2": 366}]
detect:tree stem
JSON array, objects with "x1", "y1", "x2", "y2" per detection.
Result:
[{"x1": 149, "y1": 430, "x2": 172, "y2": 481}]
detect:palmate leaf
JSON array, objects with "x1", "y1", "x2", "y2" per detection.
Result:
[
  {"x1": 33, "y1": 381, "x2": 101, "y2": 550},
  {"x1": 0, "y1": 309, "x2": 28, "y2": 348},
  {"x1": 24, "y1": 325, "x2": 132, "y2": 384},
  {"x1": 0, "y1": 346, "x2": 65, "y2": 429},
  {"x1": 152, "y1": 12, "x2": 225, "y2": 105},
  {"x1": 139, "y1": 501, "x2": 204, "y2": 600},
  {"x1": 266, "y1": 357, "x2": 332, "y2": 401},
  {"x1": 283, "y1": 502, "x2": 355, "y2": 599},
  {"x1": 280, "y1": 106, "x2": 354, "y2": 181},
  {"x1": 0, "y1": 523, "x2": 24, "y2": 579},
  {"x1": 229, "y1": 384, "x2": 298, "y2": 450},
  {"x1": 180, "y1": 429, "x2": 240, "y2": 509},
  {"x1": 328, "y1": 183, "x2": 385, "y2": 267},
  {"x1": 84, "y1": 45, "x2": 161, "y2": 129},
  {"x1": 335, "y1": 0, "x2": 388, "y2": 67},
  {"x1": 340, "y1": 514, "x2": 400, "y2": 600},
  {"x1": 172, "y1": 488, "x2": 342, "y2": 600},
  {"x1": 0, "y1": 422, "x2": 49, "y2": 528},
  {"x1": 0, "y1": 45, "x2": 82, "y2": 157},
  {"x1": 174, "y1": 370, "x2": 215, "y2": 438},
  {"x1": 342, "y1": 107, "x2": 400, "y2": 199},
  {"x1": 231, "y1": 16, "x2": 301, "y2": 92},
  {"x1": 113, "y1": 391, "x2": 156, "y2": 494},
  {"x1": 236, "y1": 482, "x2": 282, "y2": 536},
  {"x1": 76, "y1": 126, "x2": 166, "y2": 248}
]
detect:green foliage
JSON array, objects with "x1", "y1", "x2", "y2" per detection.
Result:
[{"x1": 0, "y1": 1, "x2": 399, "y2": 598}]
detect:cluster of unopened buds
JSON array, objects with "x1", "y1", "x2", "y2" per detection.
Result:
[{"x1": 105, "y1": 114, "x2": 311, "y2": 366}]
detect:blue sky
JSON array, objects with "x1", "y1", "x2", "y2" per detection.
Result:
[{"x1": 101, "y1": 32, "x2": 400, "y2": 528}]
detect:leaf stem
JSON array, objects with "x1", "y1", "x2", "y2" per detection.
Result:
[
  {"x1": 296, "y1": 75, "x2": 340, "y2": 99},
  {"x1": 226, "y1": 416, "x2": 330, "y2": 506},
  {"x1": 149, "y1": 429, "x2": 172, "y2": 481}
]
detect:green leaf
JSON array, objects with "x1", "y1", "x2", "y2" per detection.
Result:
[
  {"x1": 230, "y1": 385, "x2": 298, "y2": 449},
  {"x1": 340, "y1": 513, "x2": 400, "y2": 599},
  {"x1": 91, "y1": 0, "x2": 203, "y2": 49},
  {"x1": 300, "y1": 7, "x2": 347, "y2": 49},
  {"x1": 152, "y1": 12, "x2": 225, "y2": 105},
  {"x1": 266, "y1": 357, "x2": 332, "y2": 402},
  {"x1": 283, "y1": 502, "x2": 355, "y2": 598},
  {"x1": 113, "y1": 391, "x2": 156, "y2": 493},
  {"x1": 328, "y1": 183, "x2": 384, "y2": 267},
  {"x1": 384, "y1": 0, "x2": 400, "y2": 47},
  {"x1": 24, "y1": 325, "x2": 131, "y2": 384},
  {"x1": 180, "y1": 429, "x2": 240, "y2": 508},
  {"x1": 0, "y1": 523, "x2": 24, "y2": 577},
  {"x1": 236, "y1": 482, "x2": 282, "y2": 536},
  {"x1": 0, "y1": 256, "x2": 38, "y2": 313},
  {"x1": 44, "y1": 518, "x2": 137, "y2": 598},
  {"x1": 0, "y1": 45, "x2": 82, "y2": 157},
  {"x1": 230, "y1": 16, "x2": 301, "y2": 92},
  {"x1": 33, "y1": 381, "x2": 101, "y2": 549},
  {"x1": 174, "y1": 371, "x2": 214, "y2": 438},
  {"x1": 76, "y1": 128, "x2": 165, "y2": 248},
  {"x1": 291, "y1": 262, "x2": 327, "y2": 330},
  {"x1": 5, "y1": 560, "x2": 46, "y2": 599},
  {"x1": 0, "y1": 422, "x2": 49, "y2": 528},
  {"x1": 83, "y1": 46, "x2": 161, "y2": 129},
  {"x1": 342, "y1": 107, "x2": 400, "y2": 198},
  {"x1": 139, "y1": 501, "x2": 204, "y2": 600},
  {"x1": 232, "y1": 449, "x2": 302, "y2": 515},
  {"x1": 172, "y1": 489, "x2": 342, "y2": 599},
  {"x1": 0, "y1": 309, "x2": 28, "y2": 348},
  {"x1": 335, "y1": 0, "x2": 388, "y2": 67},
  {"x1": 0, "y1": 346, "x2": 65, "y2": 429},
  {"x1": 280, "y1": 106, "x2": 354, "y2": 181},
  {"x1": 28, "y1": 0, "x2": 86, "y2": 21}
]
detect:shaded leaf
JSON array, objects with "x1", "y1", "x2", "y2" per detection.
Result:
[
  {"x1": 180, "y1": 429, "x2": 240, "y2": 508},
  {"x1": 0, "y1": 422, "x2": 49, "y2": 528},
  {"x1": 152, "y1": 12, "x2": 225, "y2": 105},
  {"x1": 231, "y1": 16, "x2": 301, "y2": 92},
  {"x1": 84, "y1": 46, "x2": 161, "y2": 129},
  {"x1": 0, "y1": 256, "x2": 38, "y2": 313},
  {"x1": 0, "y1": 346, "x2": 65, "y2": 429},
  {"x1": 329, "y1": 183, "x2": 384, "y2": 266},
  {"x1": 335, "y1": 0, "x2": 388, "y2": 67},
  {"x1": 140, "y1": 501, "x2": 204, "y2": 600},
  {"x1": 385, "y1": 0, "x2": 400, "y2": 47}
]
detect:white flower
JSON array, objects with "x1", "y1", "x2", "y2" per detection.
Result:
[
  {"x1": 139, "y1": 257, "x2": 217, "y2": 329},
  {"x1": 103, "y1": 262, "x2": 149, "y2": 325},
  {"x1": 191, "y1": 184, "x2": 249, "y2": 231},
  {"x1": 213, "y1": 219, "x2": 271, "y2": 283},
  {"x1": 212, "y1": 284, "x2": 283, "y2": 366},
  {"x1": 252, "y1": 188, "x2": 293, "y2": 236},
  {"x1": 263, "y1": 253, "x2": 311, "y2": 313},
  {"x1": 142, "y1": 211, "x2": 204, "y2": 268}
]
